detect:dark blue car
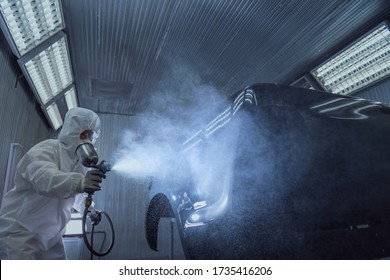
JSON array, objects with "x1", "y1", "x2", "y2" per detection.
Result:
[{"x1": 145, "y1": 83, "x2": 390, "y2": 259}]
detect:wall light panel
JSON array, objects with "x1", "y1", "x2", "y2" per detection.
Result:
[{"x1": 312, "y1": 21, "x2": 390, "y2": 95}]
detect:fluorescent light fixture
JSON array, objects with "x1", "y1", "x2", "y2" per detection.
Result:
[
  {"x1": 312, "y1": 21, "x2": 390, "y2": 95},
  {"x1": 45, "y1": 102, "x2": 63, "y2": 130},
  {"x1": 64, "y1": 86, "x2": 78, "y2": 110},
  {"x1": 18, "y1": 31, "x2": 73, "y2": 105},
  {"x1": 0, "y1": 0, "x2": 64, "y2": 57}
]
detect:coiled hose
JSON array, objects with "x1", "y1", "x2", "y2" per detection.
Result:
[{"x1": 82, "y1": 206, "x2": 115, "y2": 258}]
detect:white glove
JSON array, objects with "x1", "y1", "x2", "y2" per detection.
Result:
[{"x1": 78, "y1": 169, "x2": 106, "y2": 193}]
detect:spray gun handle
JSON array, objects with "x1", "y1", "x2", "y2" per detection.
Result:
[{"x1": 85, "y1": 193, "x2": 93, "y2": 208}]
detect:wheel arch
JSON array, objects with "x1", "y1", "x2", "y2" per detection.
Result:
[{"x1": 145, "y1": 193, "x2": 174, "y2": 251}]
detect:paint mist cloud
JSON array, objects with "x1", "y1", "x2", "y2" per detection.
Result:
[{"x1": 111, "y1": 63, "x2": 227, "y2": 181}]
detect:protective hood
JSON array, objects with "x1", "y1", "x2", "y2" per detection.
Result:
[{"x1": 58, "y1": 107, "x2": 101, "y2": 160}]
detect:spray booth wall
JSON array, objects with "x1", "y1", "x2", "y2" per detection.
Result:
[{"x1": 0, "y1": 31, "x2": 51, "y2": 206}]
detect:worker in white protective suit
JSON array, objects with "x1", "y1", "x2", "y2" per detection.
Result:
[{"x1": 0, "y1": 107, "x2": 106, "y2": 259}]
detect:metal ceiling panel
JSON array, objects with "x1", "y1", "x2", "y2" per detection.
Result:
[{"x1": 61, "y1": 0, "x2": 390, "y2": 115}]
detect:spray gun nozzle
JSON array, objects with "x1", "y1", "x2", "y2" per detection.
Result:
[{"x1": 92, "y1": 160, "x2": 112, "y2": 174}]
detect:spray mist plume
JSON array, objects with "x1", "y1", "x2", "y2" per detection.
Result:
[{"x1": 111, "y1": 63, "x2": 226, "y2": 180}]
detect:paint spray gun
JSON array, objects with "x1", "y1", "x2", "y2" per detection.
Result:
[
  {"x1": 75, "y1": 141, "x2": 111, "y2": 209},
  {"x1": 75, "y1": 141, "x2": 115, "y2": 257}
]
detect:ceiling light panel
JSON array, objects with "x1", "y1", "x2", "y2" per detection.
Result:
[
  {"x1": 45, "y1": 102, "x2": 63, "y2": 130},
  {"x1": 19, "y1": 33, "x2": 73, "y2": 105},
  {"x1": 312, "y1": 21, "x2": 390, "y2": 95},
  {"x1": 64, "y1": 86, "x2": 78, "y2": 110},
  {"x1": 0, "y1": 0, "x2": 64, "y2": 57}
]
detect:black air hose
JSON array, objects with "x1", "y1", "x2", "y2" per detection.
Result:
[{"x1": 82, "y1": 206, "x2": 115, "y2": 258}]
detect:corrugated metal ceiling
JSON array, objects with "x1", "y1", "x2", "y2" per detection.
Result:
[{"x1": 61, "y1": 0, "x2": 390, "y2": 115}]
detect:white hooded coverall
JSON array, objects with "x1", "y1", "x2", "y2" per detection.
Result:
[{"x1": 0, "y1": 107, "x2": 101, "y2": 259}]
